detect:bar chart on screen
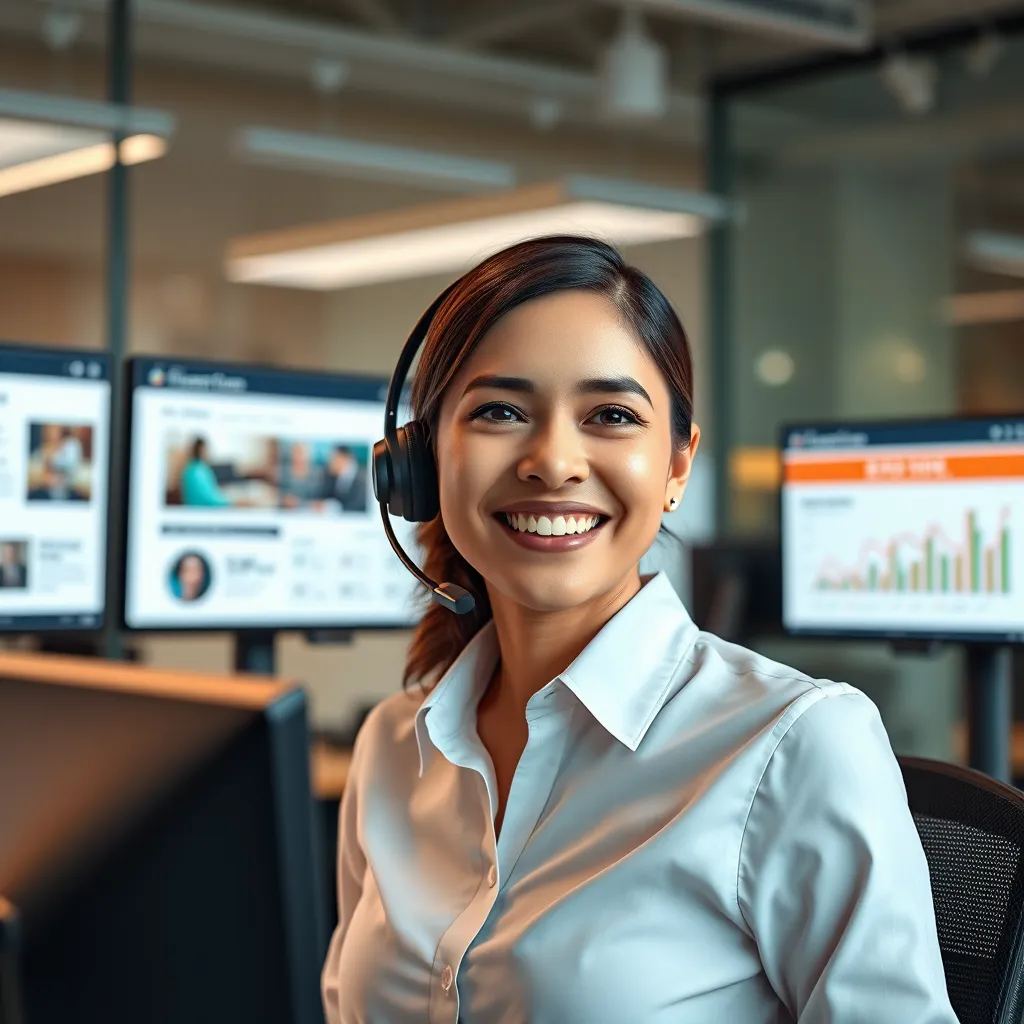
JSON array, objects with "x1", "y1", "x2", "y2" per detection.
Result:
[
  {"x1": 814, "y1": 507, "x2": 1011, "y2": 596},
  {"x1": 782, "y1": 436, "x2": 1024, "y2": 639}
]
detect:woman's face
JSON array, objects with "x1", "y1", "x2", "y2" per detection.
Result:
[
  {"x1": 436, "y1": 290, "x2": 698, "y2": 614},
  {"x1": 179, "y1": 556, "x2": 204, "y2": 597}
]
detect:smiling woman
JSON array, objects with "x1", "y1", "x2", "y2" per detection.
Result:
[
  {"x1": 321, "y1": 236, "x2": 958, "y2": 1024},
  {"x1": 406, "y1": 237, "x2": 697, "y2": 693}
]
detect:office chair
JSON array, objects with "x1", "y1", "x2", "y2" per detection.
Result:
[{"x1": 899, "y1": 756, "x2": 1024, "y2": 1024}]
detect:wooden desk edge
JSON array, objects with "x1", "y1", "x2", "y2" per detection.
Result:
[{"x1": 311, "y1": 740, "x2": 353, "y2": 801}]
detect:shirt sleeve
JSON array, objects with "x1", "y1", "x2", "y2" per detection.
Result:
[
  {"x1": 737, "y1": 689, "x2": 960, "y2": 1023},
  {"x1": 321, "y1": 730, "x2": 369, "y2": 1024}
]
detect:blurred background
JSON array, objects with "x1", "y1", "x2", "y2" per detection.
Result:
[{"x1": 0, "y1": 0, "x2": 1023, "y2": 768}]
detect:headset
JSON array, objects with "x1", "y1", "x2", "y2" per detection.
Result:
[{"x1": 372, "y1": 279, "x2": 476, "y2": 616}]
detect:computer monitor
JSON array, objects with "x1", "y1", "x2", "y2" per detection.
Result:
[
  {"x1": 781, "y1": 416, "x2": 1024, "y2": 643},
  {"x1": 0, "y1": 344, "x2": 111, "y2": 632},
  {"x1": 0, "y1": 650, "x2": 326, "y2": 1024},
  {"x1": 123, "y1": 356, "x2": 420, "y2": 632}
]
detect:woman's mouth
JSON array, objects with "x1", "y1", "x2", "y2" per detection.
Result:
[{"x1": 493, "y1": 511, "x2": 609, "y2": 551}]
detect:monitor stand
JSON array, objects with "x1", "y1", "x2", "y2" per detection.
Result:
[
  {"x1": 234, "y1": 632, "x2": 277, "y2": 676},
  {"x1": 965, "y1": 645, "x2": 1013, "y2": 785}
]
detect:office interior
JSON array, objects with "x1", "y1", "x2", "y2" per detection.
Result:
[{"x1": 2, "y1": 0, "x2": 1024, "y2": 1021}]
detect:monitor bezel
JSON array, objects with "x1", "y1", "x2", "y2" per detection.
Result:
[
  {"x1": 778, "y1": 413, "x2": 1024, "y2": 646},
  {"x1": 0, "y1": 341, "x2": 113, "y2": 635},
  {"x1": 120, "y1": 354, "x2": 423, "y2": 636}
]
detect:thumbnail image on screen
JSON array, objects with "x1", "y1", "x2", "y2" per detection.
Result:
[
  {"x1": 781, "y1": 417, "x2": 1024, "y2": 643},
  {"x1": 0, "y1": 345, "x2": 111, "y2": 631},
  {"x1": 124, "y1": 357, "x2": 421, "y2": 631},
  {"x1": 164, "y1": 433, "x2": 370, "y2": 514}
]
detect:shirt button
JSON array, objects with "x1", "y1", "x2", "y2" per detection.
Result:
[
  {"x1": 441, "y1": 965, "x2": 453, "y2": 993},
  {"x1": 487, "y1": 865, "x2": 497, "y2": 888}
]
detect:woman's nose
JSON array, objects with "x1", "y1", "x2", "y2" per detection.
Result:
[{"x1": 516, "y1": 417, "x2": 589, "y2": 488}]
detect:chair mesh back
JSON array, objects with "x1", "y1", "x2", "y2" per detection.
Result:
[{"x1": 901, "y1": 758, "x2": 1024, "y2": 1024}]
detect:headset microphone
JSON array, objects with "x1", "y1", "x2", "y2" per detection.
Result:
[{"x1": 372, "y1": 281, "x2": 476, "y2": 616}]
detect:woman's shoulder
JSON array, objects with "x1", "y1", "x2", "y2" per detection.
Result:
[
  {"x1": 345, "y1": 687, "x2": 427, "y2": 781},
  {"x1": 678, "y1": 630, "x2": 885, "y2": 758}
]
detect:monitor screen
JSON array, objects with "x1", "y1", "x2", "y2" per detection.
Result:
[
  {"x1": 0, "y1": 344, "x2": 111, "y2": 632},
  {"x1": 124, "y1": 357, "x2": 421, "y2": 632},
  {"x1": 781, "y1": 417, "x2": 1024, "y2": 643}
]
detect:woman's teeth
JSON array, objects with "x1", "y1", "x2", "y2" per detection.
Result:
[{"x1": 503, "y1": 513, "x2": 601, "y2": 536}]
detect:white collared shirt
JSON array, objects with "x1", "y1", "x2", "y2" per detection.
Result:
[{"x1": 322, "y1": 572, "x2": 959, "y2": 1023}]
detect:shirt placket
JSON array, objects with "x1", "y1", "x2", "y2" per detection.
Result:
[
  {"x1": 430, "y1": 692, "x2": 576, "y2": 1024},
  {"x1": 425, "y1": 729, "x2": 497, "y2": 1024}
]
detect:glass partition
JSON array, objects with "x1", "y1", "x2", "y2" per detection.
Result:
[{"x1": 712, "y1": 20, "x2": 1024, "y2": 763}]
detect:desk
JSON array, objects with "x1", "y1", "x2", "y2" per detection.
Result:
[{"x1": 311, "y1": 740, "x2": 352, "y2": 801}]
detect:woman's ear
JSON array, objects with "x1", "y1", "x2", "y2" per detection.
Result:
[{"x1": 666, "y1": 423, "x2": 700, "y2": 506}]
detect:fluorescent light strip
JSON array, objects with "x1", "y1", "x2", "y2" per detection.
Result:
[
  {"x1": 225, "y1": 178, "x2": 727, "y2": 290},
  {"x1": 235, "y1": 127, "x2": 516, "y2": 192},
  {"x1": 965, "y1": 232, "x2": 1024, "y2": 279},
  {"x1": 0, "y1": 134, "x2": 167, "y2": 198},
  {"x1": 228, "y1": 202, "x2": 702, "y2": 289},
  {"x1": 0, "y1": 88, "x2": 175, "y2": 137}
]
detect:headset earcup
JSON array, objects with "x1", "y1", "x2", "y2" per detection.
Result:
[{"x1": 400, "y1": 420, "x2": 439, "y2": 522}]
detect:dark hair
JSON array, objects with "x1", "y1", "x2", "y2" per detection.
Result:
[
  {"x1": 190, "y1": 437, "x2": 207, "y2": 460},
  {"x1": 403, "y1": 235, "x2": 694, "y2": 692}
]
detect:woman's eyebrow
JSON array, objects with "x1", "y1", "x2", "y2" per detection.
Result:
[
  {"x1": 463, "y1": 374, "x2": 533, "y2": 396},
  {"x1": 575, "y1": 375, "x2": 653, "y2": 408},
  {"x1": 462, "y1": 373, "x2": 653, "y2": 408}
]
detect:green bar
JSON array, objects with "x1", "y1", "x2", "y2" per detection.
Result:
[
  {"x1": 896, "y1": 562, "x2": 905, "y2": 591},
  {"x1": 925, "y1": 538, "x2": 934, "y2": 591},
  {"x1": 970, "y1": 512, "x2": 981, "y2": 592},
  {"x1": 1003, "y1": 528, "x2": 1011, "y2": 595},
  {"x1": 941, "y1": 555, "x2": 949, "y2": 592},
  {"x1": 868, "y1": 564, "x2": 878, "y2": 590}
]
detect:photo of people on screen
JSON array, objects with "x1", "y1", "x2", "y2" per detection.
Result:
[
  {"x1": 164, "y1": 433, "x2": 278, "y2": 508},
  {"x1": 277, "y1": 440, "x2": 369, "y2": 513},
  {"x1": 0, "y1": 541, "x2": 29, "y2": 590},
  {"x1": 325, "y1": 444, "x2": 369, "y2": 513},
  {"x1": 169, "y1": 551, "x2": 212, "y2": 603},
  {"x1": 163, "y1": 430, "x2": 369, "y2": 513},
  {"x1": 26, "y1": 424, "x2": 94, "y2": 502}
]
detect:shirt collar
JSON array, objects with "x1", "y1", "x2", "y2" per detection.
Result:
[
  {"x1": 413, "y1": 571, "x2": 699, "y2": 773},
  {"x1": 414, "y1": 620, "x2": 499, "y2": 777},
  {"x1": 559, "y1": 572, "x2": 699, "y2": 751}
]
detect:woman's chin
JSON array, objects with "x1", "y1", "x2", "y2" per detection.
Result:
[{"x1": 486, "y1": 569, "x2": 616, "y2": 616}]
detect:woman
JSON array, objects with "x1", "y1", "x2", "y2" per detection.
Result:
[
  {"x1": 322, "y1": 237, "x2": 957, "y2": 1023},
  {"x1": 180, "y1": 437, "x2": 231, "y2": 507},
  {"x1": 170, "y1": 551, "x2": 210, "y2": 602}
]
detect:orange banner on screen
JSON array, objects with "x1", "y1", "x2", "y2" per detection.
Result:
[{"x1": 785, "y1": 452, "x2": 1024, "y2": 483}]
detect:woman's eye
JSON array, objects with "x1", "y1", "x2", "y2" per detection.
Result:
[
  {"x1": 592, "y1": 406, "x2": 640, "y2": 427},
  {"x1": 471, "y1": 403, "x2": 523, "y2": 423}
]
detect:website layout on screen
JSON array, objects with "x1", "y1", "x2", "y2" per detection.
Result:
[
  {"x1": 782, "y1": 419, "x2": 1024, "y2": 641},
  {"x1": 0, "y1": 348, "x2": 110, "y2": 630},
  {"x1": 125, "y1": 360, "x2": 422, "y2": 630}
]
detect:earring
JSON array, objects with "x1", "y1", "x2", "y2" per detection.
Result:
[{"x1": 668, "y1": 496, "x2": 678, "y2": 510}]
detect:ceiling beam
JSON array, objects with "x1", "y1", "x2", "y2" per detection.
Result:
[
  {"x1": 445, "y1": 1, "x2": 590, "y2": 47},
  {"x1": 590, "y1": 0, "x2": 872, "y2": 50},
  {"x1": 338, "y1": 0, "x2": 406, "y2": 37}
]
